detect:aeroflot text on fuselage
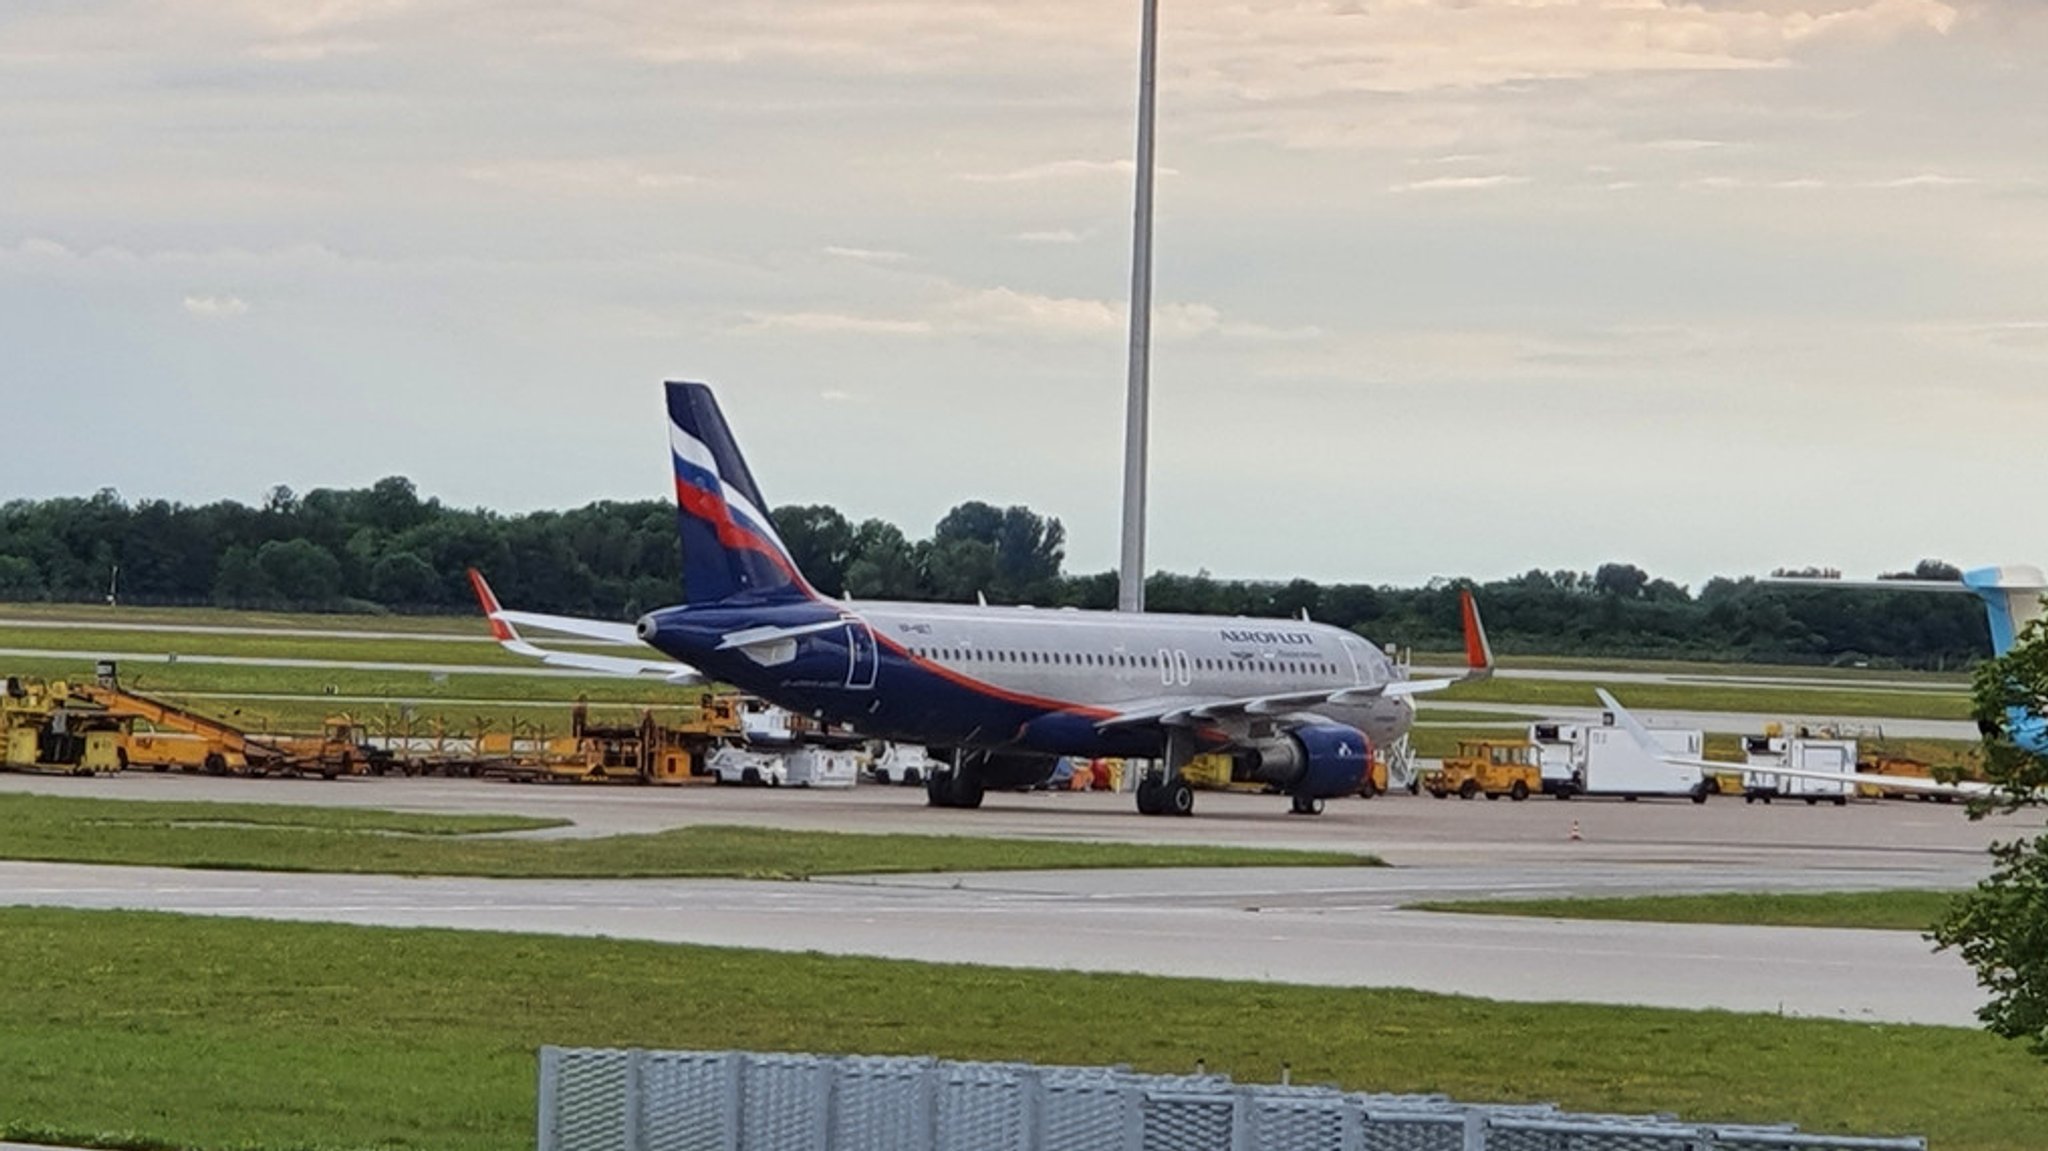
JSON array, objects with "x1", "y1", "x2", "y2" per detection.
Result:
[{"x1": 1218, "y1": 630, "x2": 1315, "y2": 645}]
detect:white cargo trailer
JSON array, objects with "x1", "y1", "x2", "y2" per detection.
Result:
[
  {"x1": 782, "y1": 746, "x2": 859, "y2": 788},
  {"x1": 1581, "y1": 723, "x2": 1710, "y2": 800},
  {"x1": 1527, "y1": 722, "x2": 1583, "y2": 797},
  {"x1": 1742, "y1": 734, "x2": 1856, "y2": 805},
  {"x1": 1526, "y1": 719, "x2": 1709, "y2": 800}
]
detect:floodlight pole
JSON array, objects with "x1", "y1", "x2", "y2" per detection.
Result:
[{"x1": 1117, "y1": 0, "x2": 1160, "y2": 614}]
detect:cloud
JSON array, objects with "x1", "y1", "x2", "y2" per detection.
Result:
[
  {"x1": 732, "y1": 282, "x2": 1303, "y2": 344},
  {"x1": 1910, "y1": 320, "x2": 2048, "y2": 359},
  {"x1": 183, "y1": 294, "x2": 250, "y2": 319},
  {"x1": 959, "y1": 159, "x2": 1144, "y2": 184},
  {"x1": 1388, "y1": 174, "x2": 1531, "y2": 194},
  {"x1": 1869, "y1": 173, "x2": 1977, "y2": 188},
  {"x1": 1645, "y1": 139, "x2": 1726, "y2": 152},
  {"x1": 734, "y1": 311, "x2": 932, "y2": 336},
  {"x1": 1014, "y1": 229, "x2": 1085, "y2": 245},
  {"x1": 460, "y1": 160, "x2": 703, "y2": 193},
  {"x1": 822, "y1": 245, "x2": 910, "y2": 264}
]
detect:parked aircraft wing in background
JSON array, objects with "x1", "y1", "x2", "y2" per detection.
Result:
[
  {"x1": 1593, "y1": 688, "x2": 1997, "y2": 801},
  {"x1": 467, "y1": 568, "x2": 702, "y2": 684}
]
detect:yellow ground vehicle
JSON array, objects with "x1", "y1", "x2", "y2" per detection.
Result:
[
  {"x1": 482, "y1": 696, "x2": 746, "y2": 783},
  {"x1": 1856, "y1": 754, "x2": 1975, "y2": 803},
  {"x1": 2, "y1": 677, "x2": 123, "y2": 774},
  {"x1": 1425, "y1": 740, "x2": 1542, "y2": 801}
]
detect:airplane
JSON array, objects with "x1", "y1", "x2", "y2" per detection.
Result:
[
  {"x1": 470, "y1": 379, "x2": 1493, "y2": 817},
  {"x1": 1772, "y1": 564, "x2": 2048, "y2": 754}
]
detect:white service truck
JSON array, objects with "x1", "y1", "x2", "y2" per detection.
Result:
[
  {"x1": 1742, "y1": 733, "x2": 1856, "y2": 806},
  {"x1": 867, "y1": 743, "x2": 939, "y2": 785},
  {"x1": 706, "y1": 745, "x2": 787, "y2": 786},
  {"x1": 1528, "y1": 719, "x2": 1711, "y2": 801}
]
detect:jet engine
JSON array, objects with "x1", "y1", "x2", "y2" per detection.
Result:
[{"x1": 1244, "y1": 722, "x2": 1372, "y2": 813}]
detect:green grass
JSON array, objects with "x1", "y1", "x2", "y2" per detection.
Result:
[
  {"x1": 0, "y1": 793, "x2": 1377, "y2": 878},
  {"x1": 1440, "y1": 677, "x2": 1971, "y2": 721},
  {"x1": 0, "y1": 622, "x2": 538, "y2": 667},
  {"x1": 1, "y1": 908, "x2": 2041, "y2": 1151},
  {"x1": 0, "y1": 600, "x2": 486, "y2": 633},
  {"x1": 1410, "y1": 889, "x2": 1964, "y2": 932}
]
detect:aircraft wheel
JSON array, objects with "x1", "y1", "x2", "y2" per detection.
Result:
[
  {"x1": 1289, "y1": 794, "x2": 1325, "y2": 816},
  {"x1": 953, "y1": 772, "x2": 984, "y2": 809},
  {"x1": 1135, "y1": 777, "x2": 1163, "y2": 815},
  {"x1": 926, "y1": 768, "x2": 953, "y2": 807},
  {"x1": 1166, "y1": 778, "x2": 1194, "y2": 817}
]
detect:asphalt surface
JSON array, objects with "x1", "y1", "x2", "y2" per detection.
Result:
[
  {"x1": 2, "y1": 772, "x2": 2031, "y2": 1026},
  {"x1": 0, "y1": 860, "x2": 1982, "y2": 1026}
]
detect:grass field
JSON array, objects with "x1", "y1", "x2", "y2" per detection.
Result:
[
  {"x1": 0, "y1": 793, "x2": 1377, "y2": 878},
  {"x1": 0, "y1": 601, "x2": 488, "y2": 632},
  {"x1": 1410, "y1": 890, "x2": 1963, "y2": 932},
  {"x1": 1, "y1": 909, "x2": 2040, "y2": 1151}
]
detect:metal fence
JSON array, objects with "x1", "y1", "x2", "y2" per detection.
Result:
[{"x1": 536, "y1": 1047, "x2": 1925, "y2": 1151}]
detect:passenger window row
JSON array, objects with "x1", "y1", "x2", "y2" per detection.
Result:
[{"x1": 904, "y1": 647, "x2": 1340, "y2": 678}]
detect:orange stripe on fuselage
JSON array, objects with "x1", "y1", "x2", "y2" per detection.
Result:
[{"x1": 867, "y1": 630, "x2": 1116, "y2": 721}]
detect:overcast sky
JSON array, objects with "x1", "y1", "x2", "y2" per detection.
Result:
[{"x1": 3, "y1": 1, "x2": 2044, "y2": 588}]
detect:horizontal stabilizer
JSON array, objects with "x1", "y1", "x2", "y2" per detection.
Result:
[{"x1": 468, "y1": 567, "x2": 700, "y2": 685}]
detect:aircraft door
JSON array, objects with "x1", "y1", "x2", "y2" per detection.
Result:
[
  {"x1": 1340, "y1": 636, "x2": 1370, "y2": 684},
  {"x1": 845, "y1": 620, "x2": 878, "y2": 690}
]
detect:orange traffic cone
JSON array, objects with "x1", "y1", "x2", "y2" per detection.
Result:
[{"x1": 1568, "y1": 820, "x2": 1583, "y2": 842}]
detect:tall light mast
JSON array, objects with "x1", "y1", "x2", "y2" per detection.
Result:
[{"x1": 1116, "y1": 0, "x2": 1160, "y2": 614}]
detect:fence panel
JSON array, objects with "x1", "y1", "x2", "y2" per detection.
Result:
[{"x1": 536, "y1": 1046, "x2": 1927, "y2": 1151}]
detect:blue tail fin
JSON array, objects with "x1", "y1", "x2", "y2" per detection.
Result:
[
  {"x1": 1963, "y1": 565, "x2": 2048, "y2": 655},
  {"x1": 665, "y1": 381, "x2": 814, "y2": 605}
]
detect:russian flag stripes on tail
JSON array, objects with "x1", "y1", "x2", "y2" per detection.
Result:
[{"x1": 666, "y1": 381, "x2": 815, "y2": 605}]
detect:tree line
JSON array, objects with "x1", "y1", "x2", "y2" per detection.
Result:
[{"x1": 0, "y1": 479, "x2": 1990, "y2": 668}]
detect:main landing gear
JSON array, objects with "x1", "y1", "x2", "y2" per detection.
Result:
[
  {"x1": 925, "y1": 756, "x2": 985, "y2": 809},
  {"x1": 1289, "y1": 793, "x2": 1325, "y2": 816},
  {"x1": 1135, "y1": 729, "x2": 1197, "y2": 817},
  {"x1": 1136, "y1": 773, "x2": 1194, "y2": 817}
]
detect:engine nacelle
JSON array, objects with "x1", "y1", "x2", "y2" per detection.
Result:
[{"x1": 1247, "y1": 722, "x2": 1373, "y2": 799}]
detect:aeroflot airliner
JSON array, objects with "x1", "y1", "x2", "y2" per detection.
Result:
[{"x1": 470, "y1": 381, "x2": 1491, "y2": 816}]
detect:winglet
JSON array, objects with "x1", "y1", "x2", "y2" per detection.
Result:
[
  {"x1": 466, "y1": 568, "x2": 519, "y2": 643},
  {"x1": 1594, "y1": 688, "x2": 1664, "y2": 755},
  {"x1": 1459, "y1": 589, "x2": 1494, "y2": 679}
]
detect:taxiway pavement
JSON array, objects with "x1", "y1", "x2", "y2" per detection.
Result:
[{"x1": 1, "y1": 773, "x2": 2029, "y2": 1026}]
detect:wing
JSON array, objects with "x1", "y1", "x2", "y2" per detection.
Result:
[
  {"x1": 1099, "y1": 589, "x2": 1492, "y2": 730},
  {"x1": 1592, "y1": 689, "x2": 1993, "y2": 800},
  {"x1": 467, "y1": 568, "x2": 703, "y2": 685}
]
